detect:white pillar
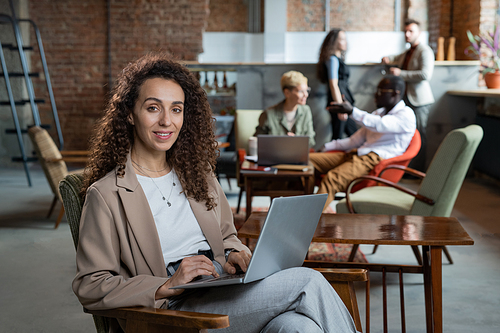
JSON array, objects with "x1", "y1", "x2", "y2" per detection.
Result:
[{"x1": 264, "y1": 0, "x2": 287, "y2": 63}]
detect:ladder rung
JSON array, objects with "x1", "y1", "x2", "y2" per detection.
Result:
[
  {"x1": 5, "y1": 72, "x2": 40, "y2": 77},
  {"x1": 1, "y1": 43, "x2": 34, "y2": 51},
  {"x1": 0, "y1": 98, "x2": 45, "y2": 106},
  {"x1": 5, "y1": 128, "x2": 28, "y2": 134},
  {"x1": 11, "y1": 156, "x2": 38, "y2": 162},
  {"x1": 5, "y1": 124, "x2": 51, "y2": 134}
]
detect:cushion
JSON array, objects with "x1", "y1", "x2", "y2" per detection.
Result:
[{"x1": 336, "y1": 186, "x2": 414, "y2": 215}]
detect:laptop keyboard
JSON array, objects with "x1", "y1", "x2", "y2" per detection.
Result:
[
  {"x1": 212, "y1": 273, "x2": 245, "y2": 281},
  {"x1": 194, "y1": 272, "x2": 245, "y2": 283}
]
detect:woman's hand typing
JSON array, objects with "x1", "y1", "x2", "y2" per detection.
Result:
[
  {"x1": 224, "y1": 251, "x2": 252, "y2": 275},
  {"x1": 155, "y1": 255, "x2": 219, "y2": 299}
]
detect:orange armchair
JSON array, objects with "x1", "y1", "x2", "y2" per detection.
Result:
[{"x1": 351, "y1": 129, "x2": 421, "y2": 193}]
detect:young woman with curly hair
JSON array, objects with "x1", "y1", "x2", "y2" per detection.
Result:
[{"x1": 74, "y1": 53, "x2": 358, "y2": 333}]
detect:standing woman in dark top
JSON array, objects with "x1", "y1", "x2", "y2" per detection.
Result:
[{"x1": 317, "y1": 28, "x2": 357, "y2": 140}]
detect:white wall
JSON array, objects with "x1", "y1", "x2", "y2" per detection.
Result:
[
  {"x1": 198, "y1": 33, "x2": 264, "y2": 63},
  {"x1": 199, "y1": 31, "x2": 430, "y2": 64}
]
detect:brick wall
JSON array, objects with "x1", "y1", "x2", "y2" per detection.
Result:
[
  {"x1": 455, "y1": 0, "x2": 481, "y2": 61},
  {"x1": 286, "y1": 0, "x2": 428, "y2": 32},
  {"x1": 28, "y1": 0, "x2": 209, "y2": 150},
  {"x1": 330, "y1": 0, "x2": 395, "y2": 31},
  {"x1": 428, "y1": 0, "x2": 491, "y2": 61},
  {"x1": 206, "y1": 0, "x2": 248, "y2": 32},
  {"x1": 28, "y1": 0, "x2": 107, "y2": 151},
  {"x1": 287, "y1": 0, "x2": 325, "y2": 32},
  {"x1": 407, "y1": 0, "x2": 428, "y2": 31}
]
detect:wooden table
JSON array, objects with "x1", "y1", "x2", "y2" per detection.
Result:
[
  {"x1": 240, "y1": 162, "x2": 314, "y2": 220},
  {"x1": 238, "y1": 213, "x2": 474, "y2": 333}
]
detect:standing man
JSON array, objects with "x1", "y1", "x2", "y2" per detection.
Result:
[{"x1": 382, "y1": 19, "x2": 434, "y2": 171}]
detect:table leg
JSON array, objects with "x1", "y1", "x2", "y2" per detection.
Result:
[
  {"x1": 422, "y1": 246, "x2": 433, "y2": 333},
  {"x1": 245, "y1": 177, "x2": 253, "y2": 221},
  {"x1": 304, "y1": 175, "x2": 310, "y2": 194},
  {"x1": 431, "y1": 246, "x2": 443, "y2": 333}
]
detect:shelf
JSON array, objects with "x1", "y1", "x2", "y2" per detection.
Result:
[
  {"x1": 447, "y1": 89, "x2": 500, "y2": 98},
  {"x1": 205, "y1": 91, "x2": 236, "y2": 97}
]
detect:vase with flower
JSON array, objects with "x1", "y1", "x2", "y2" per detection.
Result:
[{"x1": 466, "y1": 26, "x2": 500, "y2": 89}]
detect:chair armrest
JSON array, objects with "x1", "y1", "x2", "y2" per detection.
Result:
[
  {"x1": 46, "y1": 157, "x2": 88, "y2": 163},
  {"x1": 378, "y1": 164, "x2": 426, "y2": 179},
  {"x1": 85, "y1": 306, "x2": 229, "y2": 331},
  {"x1": 312, "y1": 268, "x2": 368, "y2": 282},
  {"x1": 345, "y1": 175, "x2": 435, "y2": 214},
  {"x1": 60, "y1": 150, "x2": 89, "y2": 156}
]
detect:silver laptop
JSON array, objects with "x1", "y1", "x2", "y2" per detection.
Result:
[
  {"x1": 171, "y1": 193, "x2": 327, "y2": 289},
  {"x1": 257, "y1": 135, "x2": 309, "y2": 166}
]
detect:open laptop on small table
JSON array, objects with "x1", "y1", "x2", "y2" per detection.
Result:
[{"x1": 246, "y1": 135, "x2": 309, "y2": 166}]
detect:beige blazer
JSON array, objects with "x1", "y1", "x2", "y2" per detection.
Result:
[
  {"x1": 73, "y1": 154, "x2": 250, "y2": 316},
  {"x1": 388, "y1": 43, "x2": 435, "y2": 107}
]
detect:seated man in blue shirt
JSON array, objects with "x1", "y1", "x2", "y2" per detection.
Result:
[{"x1": 310, "y1": 75, "x2": 416, "y2": 211}]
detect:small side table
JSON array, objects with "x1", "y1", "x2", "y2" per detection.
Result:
[{"x1": 240, "y1": 162, "x2": 314, "y2": 219}]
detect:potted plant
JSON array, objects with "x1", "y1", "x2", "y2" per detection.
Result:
[{"x1": 466, "y1": 26, "x2": 500, "y2": 89}]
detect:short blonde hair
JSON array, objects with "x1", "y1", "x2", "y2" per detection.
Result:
[{"x1": 280, "y1": 71, "x2": 308, "y2": 91}]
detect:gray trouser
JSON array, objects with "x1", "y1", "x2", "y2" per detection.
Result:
[{"x1": 168, "y1": 267, "x2": 359, "y2": 333}]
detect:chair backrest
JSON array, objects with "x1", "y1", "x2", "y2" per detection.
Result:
[
  {"x1": 411, "y1": 124, "x2": 483, "y2": 216},
  {"x1": 352, "y1": 129, "x2": 421, "y2": 192},
  {"x1": 28, "y1": 126, "x2": 68, "y2": 199},
  {"x1": 59, "y1": 174, "x2": 109, "y2": 333},
  {"x1": 234, "y1": 109, "x2": 262, "y2": 153}
]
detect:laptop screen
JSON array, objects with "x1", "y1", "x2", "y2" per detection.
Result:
[{"x1": 257, "y1": 135, "x2": 309, "y2": 166}]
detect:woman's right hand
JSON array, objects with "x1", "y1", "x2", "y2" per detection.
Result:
[{"x1": 155, "y1": 255, "x2": 219, "y2": 299}]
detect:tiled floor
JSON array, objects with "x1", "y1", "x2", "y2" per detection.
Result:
[{"x1": 1, "y1": 166, "x2": 499, "y2": 332}]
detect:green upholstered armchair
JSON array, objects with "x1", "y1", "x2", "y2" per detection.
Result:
[
  {"x1": 336, "y1": 125, "x2": 484, "y2": 263},
  {"x1": 58, "y1": 173, "x2": 229, "y2": 333}
]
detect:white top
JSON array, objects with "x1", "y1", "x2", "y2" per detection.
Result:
[
  {"x1": 137, "y1": 171, "x2": 210, "y2": 266},
  {"x1": 324, "y1": 100, "x2": 416, "y2": 159},
  {"x1": 284, "y1": 109, "x2": 297, "y2": 130}
]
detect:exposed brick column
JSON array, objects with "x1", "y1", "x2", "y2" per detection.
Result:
[{"x1": 28, "y1": 0, "x2": 210, "y2": 150}]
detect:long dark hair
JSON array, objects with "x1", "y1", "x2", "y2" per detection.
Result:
[
  {"x1": 82, "y1": 53, "x2": 218, "y2": 210},
  {"x1": 316, "y1": 28, "x2": 345, "y2": 83}
]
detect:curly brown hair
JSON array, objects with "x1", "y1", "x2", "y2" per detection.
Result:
[
  {"x1": 316, "y1": 28, "x2": 345, "y2": 83},
  {"x1": 82, "y1": 53, "x2": 218, "y2": 210}
]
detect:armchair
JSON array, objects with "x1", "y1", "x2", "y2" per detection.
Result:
[
  {"x1": 337, "y1": 125, "x2": 484, "y2": 263},
  {"x1": 28, "y1": 126, "x2": 88, "y2": 228},
  {"x1": 60, "y1": 173, "x2": 369, "y2": 332},
  {"x1": 317, "y1": 129, "x2": 421, "y2": 196},
  {"x1": 234, "y1": 109, "x2": 262, "y2": 213},
  {"x1": 351, "y1": 129, "x2": 421, "y2": 193}
]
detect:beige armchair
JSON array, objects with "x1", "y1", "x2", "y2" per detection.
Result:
[
  {"x1": 27, "y1": 126, "x2": 88, "y2": 228},
  {"x1": 234, "y1": 109, "x2": 262, "y2": 213}
]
